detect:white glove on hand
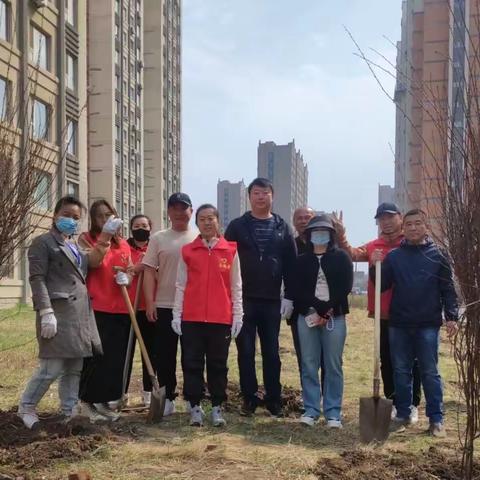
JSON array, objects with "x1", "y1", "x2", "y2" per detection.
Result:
[
  {"x1": 115, "y1": 271, "x2": 129, "y2": 286},
  {"x1": 102, "y1": 215, "x2": 123, "y2": 235},
  {"x1": 231, "y1": 319, "x2": 243, "y2": 339},
  {"x1": 280, "y1": 298, "x2": 294, "y2": 320},
  {"x1": 171, "y1": 318, "x2": 182, "y2": 336},
  {"x1": 41, "y1": 313, "x2": 57, "y2": 339}
]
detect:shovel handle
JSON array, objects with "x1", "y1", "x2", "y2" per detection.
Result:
[
  {"x1": 373, "y1": 260, "x2": 381, "y2": 398},
  {"x1": 120, "y1": 285, "x2": 156, "y2": 380}
]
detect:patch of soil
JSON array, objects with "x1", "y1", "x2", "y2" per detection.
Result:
[
  {"x1": 0, "y1": 410, "x2": 138, "y2": 477},
  {"x1": 223, "y1": 382, "x2": 303, "y2": 416},
  {"x1": 311, "y1": 448, "x2": 478, "y2": 480}
]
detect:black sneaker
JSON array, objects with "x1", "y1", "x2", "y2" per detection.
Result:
[
  {"x1": 266, "y1": 403, "x2": 284, "y2": 418},
  {"x1": 240, "y1": 399, "x2": 257, "y2": 417}
]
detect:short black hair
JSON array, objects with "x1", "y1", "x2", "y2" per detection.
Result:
[
  {"x1": 129, "y1": 214, "x2": 152, "y2": 231},
  {"x1": 195, "y1": 203, "x2": 219, "y2": 225},
  {"x1": 247, "y1": 177, "x2": 274, "y2": 195},
  {"x1": 403, "y1": 208, "x2": 428, "y2": 222},
  {"x1": 53, "y1": 196, "x2": 86, "y2": 215}
]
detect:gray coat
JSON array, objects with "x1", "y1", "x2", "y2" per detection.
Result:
[{"x1": 28, "y1": 229, "x2": 103, "y2": 358}]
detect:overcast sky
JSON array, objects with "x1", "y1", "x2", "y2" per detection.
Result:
[{"x1": 181, "y1": 0, "x2": 401, "y2": 251}]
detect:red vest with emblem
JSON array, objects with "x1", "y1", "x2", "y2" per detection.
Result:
[
  {"x1": 366, "y1": 234, "x2": 403, "y2": 318},
  {"x1": 182, "y1": 236, "x2": 237, "y2": 325}
]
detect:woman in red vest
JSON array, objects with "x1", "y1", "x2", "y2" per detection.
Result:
[
  {"x1": 172, "y1": 204, "x2": 243, "y2": 427},
  {"x1": 77, "y1": 199, "x2": 133, "y2": 422}
]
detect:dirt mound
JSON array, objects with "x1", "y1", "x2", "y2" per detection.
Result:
[
  {"x1": 0, "y1": 410, "x2": 138, "y2": 477},
  {"x1": 312, "y1": 448, "x2": 477, "y2": 480}
]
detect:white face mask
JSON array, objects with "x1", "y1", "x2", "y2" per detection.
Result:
[{"x1": 311, "y1": 230, "x2": 330, "y2": 246}]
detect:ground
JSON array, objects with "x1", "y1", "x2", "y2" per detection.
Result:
[{"x1": 0, "y1": 304, "x2": 478, "y2": 480}]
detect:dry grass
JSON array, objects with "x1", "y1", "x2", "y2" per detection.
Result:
[{"x1": 0, "y1": 307, "x2": 475, "y2": 480}]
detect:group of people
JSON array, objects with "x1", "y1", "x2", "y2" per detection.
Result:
[{"x1": 17, "y1": 176, "x2": 459, "y2": 438}]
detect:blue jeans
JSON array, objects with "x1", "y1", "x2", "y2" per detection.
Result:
[
  {"x1": 389, "y1": 326, "x2": 443, "y2": 423},
  {"x1": 297, "y1": 315, "x2": 346, "y2": 420},
  {"x1": 19, "y1": 358, "x2": 83, "y2": 416}
]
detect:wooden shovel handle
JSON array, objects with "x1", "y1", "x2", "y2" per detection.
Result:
[
  {"x1": 373, "y1": 260, "x2": 381, "y2": 398},
  {"x1": 120, "y1": 285, "x2": 156, "y2": 379}
]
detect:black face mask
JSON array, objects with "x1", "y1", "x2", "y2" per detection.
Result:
[{"x1": 132, "y1": 228, "x2": 150, "y2": 242}]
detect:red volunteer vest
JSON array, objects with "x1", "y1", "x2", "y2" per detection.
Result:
[
  {"x1": 182, "y1": 236, "x2": 237, "y2": 326},
  {"x1": 366, "y1": 234, "x2": 403, "y2": 319}
]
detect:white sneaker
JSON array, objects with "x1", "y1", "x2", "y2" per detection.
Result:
[
  {"x1": 211, "y1": 406, "x2": 226, "y2": 427},
  {"x1": 17, "y1": 411, "x2": 40, "y2": 429},
  {"x1": 142, "y1": 391, "x2": 151, "y2": 407},
  {"x1": 93, "y1": 403, "x2": 120, "y2": 422},
  {"x1": 326, "y1": 419, "x2": 343, "y2": 429},
  {"x1": 163, "y1": 399, "x2": 176, "y2": 416},
  {"x1": 299, "y1": 415, "x2": 315, "y2": 427},
  {"x1": 77, "y1": 402, "x2": 110, "y2": 423},
  {"x1": 409, "y1": 406, "x2": 419, "y2": 424},
  {"x1": 391, "y1": 405, "x2": 397, "y2": 420},
  {"x1": 190, "y1": 405, "x2": 204, "y2": 426}
]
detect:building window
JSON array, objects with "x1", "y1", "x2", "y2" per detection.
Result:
[
  {"x1": 67, "y1": 180, "x2": 79, "y2": 198},
  {"x1": 0, "y1": 0, "x2": 9, "y2": 41},
  {"x1": 65, "y1": 0, "x2": 76, "y2": 27},
  {"x1": 34, "y1": 170, "x2": 52, "y2": 210},
  {"x1": 0, "y1": 76, "x2": 9, "y2": 120},
  {"x1": 32, "y1": 98, "x2": 49, "y2": 140},
  {"x1": 66, "y1": 119, "x2": 77, "y2": 155},
  {"x1": 31, "y1": 26, "x2": 50, "y2": 71},
  {"x1": 115, "y1": 150, "x2": 120, "y2": 165},
  {"x1": 66, "y1": 53, "x2": 76, "y2": 91}
]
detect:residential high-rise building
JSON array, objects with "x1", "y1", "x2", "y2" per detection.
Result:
[
  {"x1": 87, "y1": 0, "x2": 144, "y2": 236},
  {"x1": 257, "y1": 140, "x2": 308, "y2": 225},
  {"x1": 394, "y1": 0, "x2": 472, "y2": 235},
  {"x1": 217, "y1": 179, "x2": 247, "y2": 230},
  {"x1": 0, "y1": 0, "x2": 88, "y2": 305},
  {"x1": 143, "y1": 0, "x2": 181, "y2": 229},
  {"x1": 378, "y1": 184, "x2": 395, "y2": 205}
]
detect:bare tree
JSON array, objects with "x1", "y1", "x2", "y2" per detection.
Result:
[{"x1": 348, "y1": 1, "x2": 480, "y2": 476}]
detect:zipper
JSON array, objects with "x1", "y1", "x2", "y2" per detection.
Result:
[{"x1": 205, "y1": 245, "x2": 212, "y2": 322}]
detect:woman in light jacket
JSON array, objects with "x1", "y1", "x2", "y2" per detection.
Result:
[
  {"x1": 288, "y1": 214, "x2": 353, "y2": 428},
  {"x1": 172, "y1": 204, "x2": 243, "y2": 427},
  {"x1": 18, "y1": 196, "x2": 122, "y2": 429}
]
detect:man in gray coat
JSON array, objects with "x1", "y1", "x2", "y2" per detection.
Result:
[{"x1": 18, "y1": 196, "x2": 123, "y2": 429}]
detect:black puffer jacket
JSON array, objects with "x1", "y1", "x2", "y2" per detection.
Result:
[{"x1": 290, "y1": 247, "x2": 353, "y2": 318}]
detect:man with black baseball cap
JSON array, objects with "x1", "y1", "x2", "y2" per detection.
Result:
[
  {"x1": 333, "y1": 202, "x2": 422, "y2": 423},
  {"x1": 142, "y1": 192, "x2": 197, "y2": 416}
]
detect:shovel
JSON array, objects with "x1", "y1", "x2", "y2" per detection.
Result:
[
  {"x1": 359, "y1": 260, "x2": 393, "y2": 443},
  {"x1": 119, "y1": 284, "x2": 166, "y2": 423},
  {"x1": 120, "y1": 272, "x2": 143, "y2": 411}
]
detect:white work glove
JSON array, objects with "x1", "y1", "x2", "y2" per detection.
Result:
[
  {"x1": 115, "y1": 271, "x2": 129, "y2": 286},
  {"x1": 40, "y1": 312, "x2": 57, "y2": 339},
  {"x1": 171, "y1": 318, "x2": 182, "y2": 336},
  {"x1": 231, "y1": 318, "x2": 243, "y2": 339},
  {"x1": 280, "y1": 298, "x2": 294, "y2": 320},
  {"x1": 102, "y1": 215, "x2": 123, "y2": 235}
]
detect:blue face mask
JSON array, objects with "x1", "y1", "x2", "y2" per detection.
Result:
[
  {"x1": 55, "y1": 216, "x2": 78, "y2": 236},
  {"x1": 311, "y1": 230, "x2": 330, "y2": 246}
]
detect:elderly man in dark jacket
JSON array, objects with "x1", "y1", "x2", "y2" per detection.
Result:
[
  {"x1": 371, "y1": 209, "x2": 458, "y2": 438},
  {"x1": 225, "y1": 178, "x2": 297, "y2": 417}
]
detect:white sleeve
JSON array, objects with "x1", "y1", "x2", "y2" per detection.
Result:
[
  {"x1": 142, "y1": 235, "x2": 159, "y2": 269},
  {"x1": 230, "y1": 252, "x2": 243, "y2": 323},
  {"x1": 172, "y1": 255, "x2": 188, "y2": 322}
]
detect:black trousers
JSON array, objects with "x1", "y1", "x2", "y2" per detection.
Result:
[
  {"x1": 181, "y1": 322, "x2": 231, "y2": 407},
  {"x1": 153, "y1": 308, "x2": 179, "y2": 401},
  {"x1": 381, "y1": 318, "x2": 421, "y2": 406},
  {"x1": 236, "y1": 298, "x2": 282, "y2": 406},
  {"x1": 80, "y1": 311, "x2": 131, "y2": 404},
  {"x1": 125, "y1": 311, "x2": 159, "y2": 392}
]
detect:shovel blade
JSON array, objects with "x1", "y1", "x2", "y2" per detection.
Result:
[
  {"x1": 359, "y1": 396, "x2": 393, "y2": 443},
  {"x1": 147, "y1": 385, "x2": 166, "y2": 424}
]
